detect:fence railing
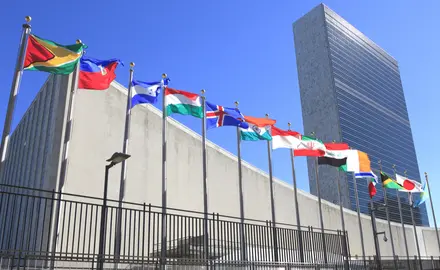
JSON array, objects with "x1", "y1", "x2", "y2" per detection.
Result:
[
  {"x1": 1, "y1": 184, "x2": 440, "y2": 269},
  {"x1": 0, "y1": 183, "x2": 348, "y2": 267},
  {"x1": 1, "y1": 251, "x2": 440, "y2": 269}
]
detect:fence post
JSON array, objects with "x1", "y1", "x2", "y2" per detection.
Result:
[
  {"x1": 413, "y1": 255, "x2": 417, "y2": 270},
  {"x1": 142, "y1": 202, "x2": 146, "y2": 267},
  {"x1": 431, "y1": 256, "x2": 435, "y2": 270},
  {"x1": 50, "y1": 188, "x2": 62, "y2": 270}
]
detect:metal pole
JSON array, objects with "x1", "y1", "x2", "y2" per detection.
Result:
[
  {"x1": 352, "y1": 175, "x2": 366, "y2": 263},
  {"x1": 393, "y1": 165, "x2": 410, "y2": 266},
  {"x1": 425, "y1": 172, "x2": 440, "y2": 253},
  {"x1": 266, "y1": 114, "x2": 278, "y2": 262},
  {"x1": 160, "y1": 73, "x2": 168, "y2": 267},
  {"x1": 50, "y1": 41, "x2": 82, "y2": 265},
  {"x1": 425, "y1": 172, "x2": 440, "y2": 251},
  {"x1": 313, "y1": 156, "x2": 328, "y2": 264},
  {"x1": 370, "y1": 200, "x2": 382, "y2": 269},
  {"x1": 408, "y1": 191, "x2": 423, "y2": 270},
  {"x1": 98, "y1": 164, "x2": 112, "y2": 270},
  {"x1": 288, "y1": 122, "x2": 304, "y2": 262},
  {"x1": 378, "y1": 160, "x2": 397, "y2": 269},
  {"x1": 201, "y1": 90, "x2": 209, "y2": 260},
  {"x1": 337, "y1": 170, "x2": 349, "y2": 269},
  {"x1": 383, "y1": 189, "x2": 398, "y2": 267},
  {"x1": 114, "y1": 62, "x2": 135, "y2": 261},
  {"x1": 397, "y1": 191, "x2": 411, "y2": 267},
  {"x1": 234, "y1": 101, "x2": 247, "y2": 261},
  {"x1": 0, "y1": 16, "x2": 31, "y2": 179}
]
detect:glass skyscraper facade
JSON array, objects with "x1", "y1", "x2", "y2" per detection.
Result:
[{"x1": 293, "y1": 4, "x2": 428, "y2": 226}]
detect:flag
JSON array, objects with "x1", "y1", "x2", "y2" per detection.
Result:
[
  {"x1": 24, "y1": 34, "x2": 86, "y2": 74},
  {"x1": 413, "y1": 183, "x2": 428, "y2": 207},
  {"x1": 131, "y1": 80, "x2": 162, "y2": 108},
  {"x1": 395, "y1": 174, "x2": 423, "y2": 193},
  {"x1": 240, "y1": 116, "x2": 275, "y2": 141},
  {"x1": 205, "y1": 102, "x2": 249, "y2": 129},
  {"x1": 368, "y1": 179, "x2": 377, "y2": 198},
  {"x1": 165, "y1": 88, "x2": 203, "y2": 118},
  {"x1": 380, "y1": 172, "x2": 405, "y2": 190},
  {"x1": 271, "y1": 126, "x2": 326, "y2": 156},
  {"x1": 318, "y1": 143, "x2": 350, "y2": 168},
  {"x1": 78, "y1": 56, "x2": 122, "y2": 90},
  {"x1": 344, "y1": 150, "x2": 373, "y2": 176},
  {"x1": 343, "y1": 150, "x2": 378, "y2": 197}
]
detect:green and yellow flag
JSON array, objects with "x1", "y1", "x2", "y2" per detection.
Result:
[
  {"x1": 380, "y1": 172, "x2": 404, "y2": 190},
  {"x1": 24, "y1": 34, "x2": 86, "y2": 74}
]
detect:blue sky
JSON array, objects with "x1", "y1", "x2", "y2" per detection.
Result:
[{"x1": 1, "y1": 1, "x2": 439, "y2": 224}]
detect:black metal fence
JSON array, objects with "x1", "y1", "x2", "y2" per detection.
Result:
[
  {"x1": 3, "y1": 184, "x2": 439, "y2": 269},
  {"x1": 0, "y1": 183, "x2": 349, "y2": 268}
]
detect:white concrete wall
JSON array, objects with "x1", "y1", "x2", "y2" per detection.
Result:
[{"x1": 61, "y1": 81, "x2": 439, "y2": 258}]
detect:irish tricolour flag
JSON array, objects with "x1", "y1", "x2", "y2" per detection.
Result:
[
  {"x1": 165, "y1": 88, "x2": 203, "y2": 118},
  {"x1": 240, "y1": 116, "x2": 276, "y2": 141}
]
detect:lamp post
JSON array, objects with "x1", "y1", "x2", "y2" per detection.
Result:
[
  {"x1": 97, "y1": 152, "x2": 131, "y2": 270},
  {"x1": 370, "y1": 201, "x2": 388, "y2": 270}
]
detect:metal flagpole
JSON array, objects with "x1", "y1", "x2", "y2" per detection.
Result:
[
  {"x1": 160, "y1": 73, "x2": 168, "y2": 267},
  {"x1": 201, "y1": 89, "x2": 209, "y2": 260},
  {"x1": 425, "y1": 172, "x2": 440, "y2": 252},
  {"x1": 370, "y1": 199, "x2": 382, "y2": 269},
  {"x1": 0, "y1": 16, "x2": 31, "y2": 179},
  {"x1": 51, "y1": 40, "x2": 82, "y2": 268},
  {"x1": 287, "y1": 122, "x2": 304, "y2": 262},
  {"x1": 393, "y1": 164, "x2": 410, "y2": 265},
  {"x1": 311, "y1": 132, "x2": 328, "y2": 264},
  {"x1": 406, "y1": 170, "x2": 423, "y2": 270},
  {"x1": 378, "y1": 160, "x2": 397, "y2": 268},
  {"x1": 336, "y1": 169, "x2": 349, "y2": 269},
  {"x1": 266, "y1": 113, "x2": 278, "y2": 262},
  {"x1": 235, "y1": 101, "x2": 247, "y2": 261},
  {"x1": 114, "y1": 62, "x2": 135, "y2": 260},
  {"x1": 329, "y1": 140, "x2": 349, "y2": 268},
  {"x1": 351, "y1": 173, "x2": 366, "y2": 264}
]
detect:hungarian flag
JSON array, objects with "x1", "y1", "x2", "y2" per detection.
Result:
[
  {"x1": 165, "y1": 88, "x2": 204, "y2": 118},
  {"x1": 24, "y1": 34, "x2": 86, "y2": 74},
  {"x1": 395, "y1": 174, "x2": 423, "y2": 192},
  {"x1": 78, "y1": 56, "x2": 122, "y2": 90},
  {"x1": 318, "y1": 143, "x2": 350, "y2": 168},
  {"x1": 271, "y1": 126, "x2": 326, "y2": 156}
]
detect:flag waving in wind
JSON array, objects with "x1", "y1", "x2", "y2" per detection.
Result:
[
  {"x1": 240, "y1": 116, "x2": 275, "y2": 141},
  {"x1": 205, "y1": 102, "x2": 248, "y2": 129},
  {"x1": 395, "y1": 174, "x2": 423, "y2": 193},
  {"x1": 131, "y1": 80, "x2": 162, "y2": 108},
  {"x1": 78, "y1": 56, "x2": 122, "y2": 90},
  {"x1": 24, "y1": 34, "x2": 86, "y2": 74},
  {"x1": 271, "y1": 126, "x2": 326, "y2": 156},
  {"x1": 413, "y1": 183, "x2": 428, "y2": 207}
]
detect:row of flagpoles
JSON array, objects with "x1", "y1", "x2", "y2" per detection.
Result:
[{"x1": 0, "y1": 17, "x2": 439, "y2": 265}]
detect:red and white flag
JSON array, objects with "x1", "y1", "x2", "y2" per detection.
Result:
[
  {"x1": 271, "y1": 126, "x2": 326, "y2": 156},
  {"x1": 395, "y1": 174, "x2": 423, "y2": 192}
]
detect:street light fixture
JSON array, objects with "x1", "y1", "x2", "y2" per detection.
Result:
[
  {"x1": 97, "y1": 152, "x2": 131, "y2": 270},
  {"x1": 370, "y1": 202, "x2": 388, "y2": 269},
  {"x1": 106, "y1": 152, "x2": 131, "y2": 167}
]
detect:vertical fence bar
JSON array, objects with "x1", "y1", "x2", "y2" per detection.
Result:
[
  {"x1": 147, "y1": 204, "x2": 151, "y2": 260},
  {"x1": 142, "y1": 203, "x2": 146, "y2": 263},
  {"x1": 77, "y1": 203, "x2": 83, "y2": 255}
]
